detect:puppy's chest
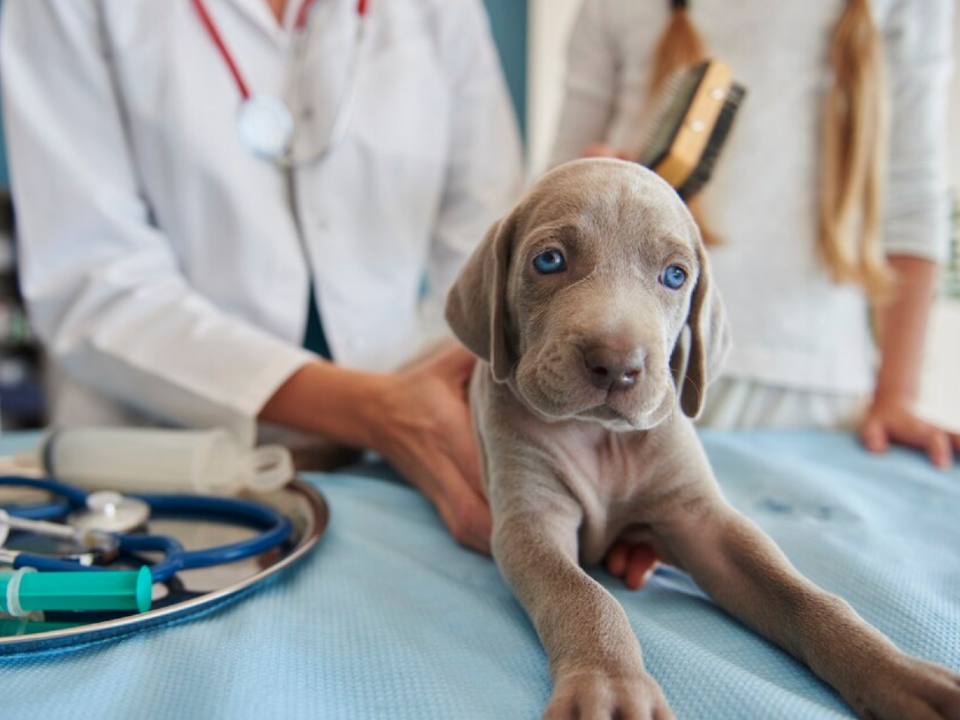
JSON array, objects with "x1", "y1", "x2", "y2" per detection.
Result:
[
  {"x1": 553, "y1": 430, "x2": 668, "y2": 534},
  {"x1": 557, "y1": 433, "x2": 642, "y2": 503},
  {"x1": 473, "y1": 367, "x2": 685, "y2": 557}
]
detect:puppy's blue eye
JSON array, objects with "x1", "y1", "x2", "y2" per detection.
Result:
[
  {"x1": 533, "y1": 249, "x2": 567, "y2": 275},
  {"x1": 660, "y1": 264, "x2": 687, "y2": 290}
]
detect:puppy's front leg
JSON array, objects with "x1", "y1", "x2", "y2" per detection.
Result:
[
  {"x1": 656, "y1": 497, "x2": 960, "y2": 720},
  {"x1": 493, "y1": 490, "x2": 672, "y2": 720}
]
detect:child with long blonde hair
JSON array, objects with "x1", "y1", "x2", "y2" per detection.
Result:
[{"x1": 552, "y1": 0, "x2": 956, "y2": 466}]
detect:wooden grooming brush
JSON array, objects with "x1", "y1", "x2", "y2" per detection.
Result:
[{"x1": 636, "y1": 59, "x2": 746, "y2": 199}]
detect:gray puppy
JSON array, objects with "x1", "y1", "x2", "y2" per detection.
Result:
[{"x1": 445, "y1": 160, "x2": 960, "y2": 720}]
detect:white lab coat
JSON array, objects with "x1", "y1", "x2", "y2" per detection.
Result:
[{"x1": 1, "y1": 0, "x2": 522, "y2": 444}]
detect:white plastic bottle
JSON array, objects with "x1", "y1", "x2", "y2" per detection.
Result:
[{"x1": 35, "y1": 427, "x2": 294, "y2": 496}]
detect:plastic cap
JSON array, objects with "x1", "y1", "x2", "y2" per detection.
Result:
[
  {"x1": 247, "y1": 445, "x2": 295, "y2": 493},
  {"x1": 0, "y1": 566, "x2": 153, "y2": 615}
]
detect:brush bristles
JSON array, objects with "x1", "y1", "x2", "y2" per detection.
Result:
[
  {"x1": 634, "y1": 69, "x2": 690, "y2": 163},
  {"x1": 678, "y1": 83, "x2": 746, "y2": 199}
]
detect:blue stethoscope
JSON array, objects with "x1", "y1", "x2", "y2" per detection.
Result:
[{"x1": 0, "y1": 476, "x2": 293, "y2": 583}]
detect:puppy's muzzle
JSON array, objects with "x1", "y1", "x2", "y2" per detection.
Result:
[{"x1": 582, "y1": 344, "x2": 646, "y2": 393}]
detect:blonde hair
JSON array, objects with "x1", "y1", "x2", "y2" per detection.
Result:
[{"x1": 648, "y1": 0, "x2": 893, "y2": 300}]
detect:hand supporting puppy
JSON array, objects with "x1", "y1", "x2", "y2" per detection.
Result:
[
  {"x1": 605, "y1": 540, "x2": 660, "y2": 590},
  {"x1": 259, "y1": 345, "x2": 492, "y2": 553},
  {"x1": 371, "y1": 345, "x2": 493, "y2": 553}
]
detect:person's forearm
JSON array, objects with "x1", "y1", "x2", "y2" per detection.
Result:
[
  {"x1": 258, "y1": 361, "x2": 384, "y2": 447},
  {"x1": 873, "y1": 256, "x2": 939, "y2": 405}
]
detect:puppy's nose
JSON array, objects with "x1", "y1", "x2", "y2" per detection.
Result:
[{"x1": 583, "y1": 346, "x2": 645, "y2": 392}]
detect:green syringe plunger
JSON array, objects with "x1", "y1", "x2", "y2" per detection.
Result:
[{"x1": 0, "y1": 566, "x2": 152, "y2": 615}]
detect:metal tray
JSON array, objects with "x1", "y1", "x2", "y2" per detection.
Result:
[{"x1": 0, "y1": 478, "x2": 328, "y2": 654}]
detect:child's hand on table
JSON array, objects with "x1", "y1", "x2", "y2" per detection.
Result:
[
  {"x1": 861, "y1": 393, "x2": 960, "y2": 469},
  {"x1": 865, "y1": 256, "x2": 960, "y2": 469}
]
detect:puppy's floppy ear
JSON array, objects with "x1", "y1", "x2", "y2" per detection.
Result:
[
  {"x1": 445, "y1": 215, "x2": 517, "y2": 382},
  {"x1": 670, "y1": 239, "x2": 731, "y2": 418}
]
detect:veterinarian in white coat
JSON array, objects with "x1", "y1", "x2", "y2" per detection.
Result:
[{"x1": 1, "y1": 0, "x2": 522, "y2": 551}]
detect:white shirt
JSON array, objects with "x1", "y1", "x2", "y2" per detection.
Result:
[
  {"x1": 552, "y1": 0, "x2": 953, "y2": 395},
  {"x1": 1, "y1": 0, "x2": 522, "y2": 443}
]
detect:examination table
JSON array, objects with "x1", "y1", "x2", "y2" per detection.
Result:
[{"x1": 0, "y1": 430, "x2": 957, "y2": 719}]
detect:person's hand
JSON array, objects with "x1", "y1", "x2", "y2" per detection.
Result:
[
  {"x1": 604, "y1": 540, "x2": 660, "y2": 590},
  {"x1": 860, "y1": 394, "x2": 960, "y2": 469},
  {"x1": 365, "y1": 344, "x2": 492, "y2": 553},
  {"x1": 582, "y1": 143, "x2": 633, "y2": 161}
]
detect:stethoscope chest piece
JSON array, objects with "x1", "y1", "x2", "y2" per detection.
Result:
[
  {"x1": 237, "y1": 95, "x2": 295, "y2": 162},
  {"x1": 67, "y1": 491, "x2": 151, "y2": 535}
]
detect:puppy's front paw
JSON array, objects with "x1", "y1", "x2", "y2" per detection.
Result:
[
  {"x1": 544, "y1": 671, "x2": 674, "y2": 720},
  {"x1": 844, "y1": 656, "x2": 960, "y2": 720}
]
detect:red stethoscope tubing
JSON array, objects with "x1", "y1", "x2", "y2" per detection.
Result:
[{"x1": 190, "y1": 0, "x2": 369, "y2": 102}]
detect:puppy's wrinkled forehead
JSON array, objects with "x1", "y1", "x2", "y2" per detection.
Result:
[{"x1": 517, "y1": 160, "x2": 697, "y2": 245}]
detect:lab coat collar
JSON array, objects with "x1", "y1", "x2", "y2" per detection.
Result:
[
  {"x1": 226, "y1": 0, "x2": 294, "y2": 46},
  {"x1": 226, "y1": 0, "x2": 352, "y2": 51}
]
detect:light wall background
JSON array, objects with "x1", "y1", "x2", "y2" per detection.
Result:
[
  {"x1": 952, "y1": 4, "x2": 960, "y2": 191},
  {"x1": 0, "y1": 0, "x2": 7, "y2": 190},
  {"x1": 527, "y1": 0, "x2": 580, "y2": 175}
]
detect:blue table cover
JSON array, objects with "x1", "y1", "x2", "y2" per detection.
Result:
[{"x1": 0, "y1": 430, "x2": 958, "y2": 719}]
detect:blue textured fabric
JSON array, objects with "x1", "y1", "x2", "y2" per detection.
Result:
[{"x1": 0, "y1": 430, "x2": 958, "y2": 719}]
